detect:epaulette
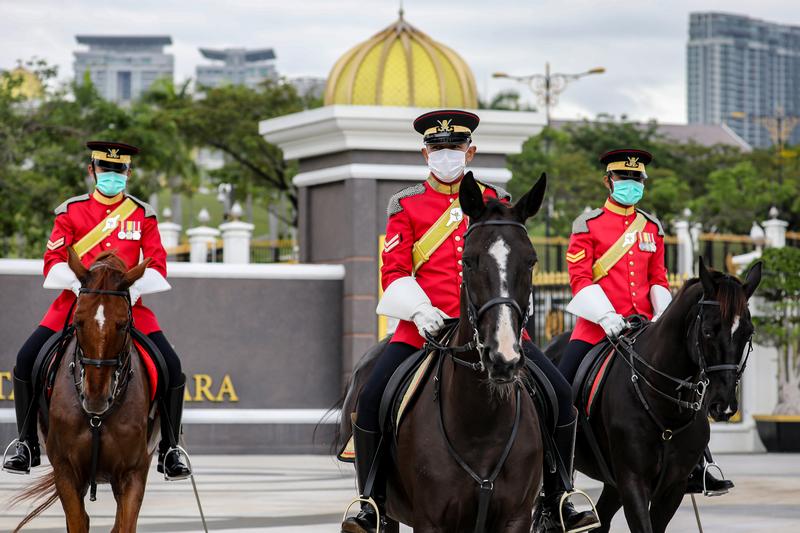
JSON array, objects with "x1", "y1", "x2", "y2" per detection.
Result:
[
  {"x1": 126, "y1": 194, "x2": 157, "y2": 218},
  {"x1": 387, "y1": 184, "x2": 426, "y2": 217},
  {"x1": 54, "y1": 194, "x2": 90, "y2": 215},
  {"x1": 637, "y1": 208, "x2": 665, "y2": 236},
  {"x1": 571, "y1": 208, "x2": 604, "y2": 234},
  {"x1": 477, "y1": 180, "x2": 512, "y2": 201}
]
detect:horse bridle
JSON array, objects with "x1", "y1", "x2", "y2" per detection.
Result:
[
  {"x1": 612, "y1": 294, "x2": 753, "y2": 442},
  {"x1": 428, "y1": 219, "x2": 533, "y2": 371},
  {"x1": 71, "y1": 287, "x2": 134, "y2": 416},
  {"x1": 692, "y1": 298, "x2": 754, "y2": 383}
]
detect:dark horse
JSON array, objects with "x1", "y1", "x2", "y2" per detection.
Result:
[
  {"x1": 13, "y1": 249, "x2": 157, "y2": 533},
  {"x1": 337, "y1": 173, "x2": 548, "y2": 532},
  {"x1": 545, "y1": 258, "x2": 761, "y2": 533}
]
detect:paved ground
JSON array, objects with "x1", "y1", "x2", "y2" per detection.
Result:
[{"x1": 1, "y1": 453, "x2": 798, "y2": 532}]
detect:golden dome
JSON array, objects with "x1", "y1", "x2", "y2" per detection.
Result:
[
  {"x1": 323, "y1": 10, "x2": 478, "y2": 108},
  {"x1": 1, "y1": 67, "x2": 44, "y2": 100}
]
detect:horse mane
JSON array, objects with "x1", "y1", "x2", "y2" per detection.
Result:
[
  {"x1": 87, "y1": 251, "x2": 127, "y2": 289},
  {"x1": 481, "y1": 198, "x2": 510, "y2": 219},
  {"x1": 674, "y1": 270, "x2": 748, "y2": 323}
]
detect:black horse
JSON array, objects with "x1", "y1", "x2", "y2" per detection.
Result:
[
  {"x1": 545, "y1": 258, "x2": 761, "y2": 533},
  {"x1": 337, "y1": 173, "x2": 548, "y2": 532}
]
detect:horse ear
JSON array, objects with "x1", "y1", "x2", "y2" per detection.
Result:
[
  {"x1": 67, "y1": 247, "x2": 89, "y2": 285},
  {"x1": 459, "y1": 171, "x2": 486, "y2": 219},
  {"x1": 743, "y1": 260, "x2": 762, "y2": 299},
  {"x1": 120, "y1": 257, "x2": 151, "y2": 290},
  {"x1": 512, "y1": 172, "x2": 547, "y2": 222},
  {"x1": 698, "y1": 256, "x2": 716, "y2": 298}
]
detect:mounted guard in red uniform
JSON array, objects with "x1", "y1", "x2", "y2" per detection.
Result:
[
  {"x1": 341, "y1": 110, "x2": 599, "y2": 533},
  {"x1": 3, "y1": 141, "x2": 192, "y2": 481},
  {"x1": 559, "y1": 148, "x2": 734, "y2": 496}
]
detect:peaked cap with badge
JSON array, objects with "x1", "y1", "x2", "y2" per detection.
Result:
[
  {"x1": 413, "y1": 109, "x2": 479, "y2": 145},
  {"x1": 87, "y1": 140, "x2": 140, "y2": 170},
  {"x1": 600, "y1": 148, "x2": 652, "y2": 178}
]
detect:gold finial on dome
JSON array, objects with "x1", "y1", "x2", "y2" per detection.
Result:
[{"x1": 323, "y1": 11, "x2": 478, "y2": 108}]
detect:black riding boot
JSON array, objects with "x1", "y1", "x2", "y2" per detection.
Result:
[
  {"x1": 686, "y1": 447, "x2": 734, "y2": 495},
  {"x1": 541, "y1": 417, "x2": 600, "y2": 533},
  {"x1": 3, "y1": 372, "x2": 40, "y2": 474},
  {"x1": 156, "y1": 375, "x2": 192, "y2": 480},
  {"x1": 341, "y1": 421, "x2": 385, "y2": 533}
]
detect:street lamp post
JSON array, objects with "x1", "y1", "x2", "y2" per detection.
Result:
[
  {"x1": 493, "y1": 64, "x2": 604, "y2": 270},
  {"x1": 493, "y1": 63, "x2": 605, "y2": 127}
]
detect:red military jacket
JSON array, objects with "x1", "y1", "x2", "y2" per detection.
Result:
[
  {"x1": 41, "y1": 190, "x2": 167, "y2": 334},
  {"x1": 566, "y1": 198, "x2": 669, "y2": 344},
  {"x1": 381, "y1": 175, "x2": 512, "y2": 348}
]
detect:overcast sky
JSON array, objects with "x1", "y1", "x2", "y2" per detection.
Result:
[{"x1": 2, "y1": 0, "x2": 798, "y2": 124}]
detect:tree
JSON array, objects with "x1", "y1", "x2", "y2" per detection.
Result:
[{"x1": 174, "y1": 80, "x2": 310, "y2": 225}]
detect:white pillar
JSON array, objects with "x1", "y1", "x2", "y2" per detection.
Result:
[
  {"x1": 157, "y1": 207, "x2": 182, "y2": 250},
  {"x1": 674, "y1": 208, "x2": 694, "y2": 277},
  {"x1": 763, "y1": 207, "x2": 788, "y2": 249},
  {"x1": 219, "y1": 203, "x2": 255, "y2": 264},
  {"x1": 186, "y1": 208, "x2": 220, "y2": 263}
]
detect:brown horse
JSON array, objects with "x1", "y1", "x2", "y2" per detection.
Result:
[
  {"x1": 337, "y1": 173, "x2": 548, "y2": 532},
  {"x1": 13, "y1": 249, "x2": 157, "y2": 533}
]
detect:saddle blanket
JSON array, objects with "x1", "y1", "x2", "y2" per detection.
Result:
[{"x1": 338, "y1": 351, "x2": 435, "y2": 462}]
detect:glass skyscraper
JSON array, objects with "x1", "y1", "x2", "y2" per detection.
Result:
[{"x1": 687, "y1": 12, "x2": 800, "y2": 148}]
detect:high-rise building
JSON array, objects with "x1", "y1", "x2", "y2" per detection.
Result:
[
  {"x1": 687, "y1": 13, "x2": 800, "y2": 148},
  {"x1": 73, "y1": 36, "x2": 173, "y2": 103},
  {"x1": 195, "y1": 48, "x2": 277, "y2": 90}
]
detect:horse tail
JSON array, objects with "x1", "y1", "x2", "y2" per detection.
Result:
[{"x1": 10, "y1": 468, "x2": 58, "y2": 532}]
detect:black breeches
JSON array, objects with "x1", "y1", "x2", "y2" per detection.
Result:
[
  {"x1": 522, "y1": 341, "x2": 575, "y2": 426},
  {"x1": 558, "y1": 340, "x2": 594, "y2": 384},
  {"x1": 15, "y1": 326, "x2": 56, "y2": 380},
  {"x1": 148, "y1": 331, "x2": 183, "y2": 388},
  {"x1": 356, "y1": 342, "x2": 418, "y2": 432}
]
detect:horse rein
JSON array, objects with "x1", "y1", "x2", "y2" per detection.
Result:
[
  {"x1": 70, "y1": 286, "x2": 135, "y2": 501},
  {"x1": 424, "y1": 218, "x2": 532, "y2": 533},
  {"x1": 611, "y1": 295, "x2": 753, "y2": 442}
]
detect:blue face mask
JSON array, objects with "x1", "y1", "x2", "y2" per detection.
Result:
[
  {"x1": 610, "y1": 179, "x2": 644, "y2": 206},
  {"x1": 95, "y1": 171, "x2": 128, "y2": 196}
]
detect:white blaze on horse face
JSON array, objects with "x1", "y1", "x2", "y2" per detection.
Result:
[
  {"x1": 488, "y1": 237, "x2": 519, "y2": 363},
  {"x1": 731, "y1": 315, "x2": 740, "y2": 339},
  {"x1": 95, "y1": 304, "x2": 106, "y2": 329}
]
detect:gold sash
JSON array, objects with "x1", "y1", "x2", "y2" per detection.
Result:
[
  {"x1": 411, "y1": 185, "x2": 484, "y2": 274},
  {"x1": 72, "y1": 198, "x2": 138, "y2": 258},
  {"x1": 591, "y1": 213, "x2": 647, "y2": 282}
]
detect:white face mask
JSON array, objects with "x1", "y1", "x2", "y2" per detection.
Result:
[{"x1": 427, "y1": 148, "x2": 466, "y2": 183}]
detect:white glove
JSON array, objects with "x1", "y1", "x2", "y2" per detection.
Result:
[
  {"x1": 129, "y1": 286, "x2": 142, "y2": 305},
  {"x1": 650, "y1": 285, "x2": 672, "y2": 323},
  {"x1": 598, "y1": 312, "x2": 626, "y2": 339},
  {"x1": 43, "y1": 262, "x2": 82, "y2": 296},
  {"x1": 128, "y1": 268, "x2": 171, "y2": 306},
  {"x1": 70, "y1": 280, "x2": 81, "y2": 297},
  {"x1": 411, "y1": 303, "x2": 449, "y2": 338}
]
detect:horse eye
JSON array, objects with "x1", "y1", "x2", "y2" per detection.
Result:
[
  {"x1": 116, "y1": 321, "x2": 127, "y2": 331},
  {"x1": 463, "y1": 257, "x2": 478, "y2": 270}
]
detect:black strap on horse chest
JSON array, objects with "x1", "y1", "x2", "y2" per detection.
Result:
[{"x1": 433, "y1": 353, "x2": 522, "y2": 533}]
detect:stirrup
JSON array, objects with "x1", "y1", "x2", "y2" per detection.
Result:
[
  {"x1": 558, "y1": 489, "x2": 601, "y2": 533},
  {"x1": 702, "y1": 462, "x2": 728, "y2": 497},
  {"x1": 342, "y1": 496, "x2": 382, "y2": 530},
  {"x1": 163, "y1": 444, "x2": 192, "y2": 481},
  {"x1": 2, "y1": 439, "x2": 31, "y2": 475}
]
